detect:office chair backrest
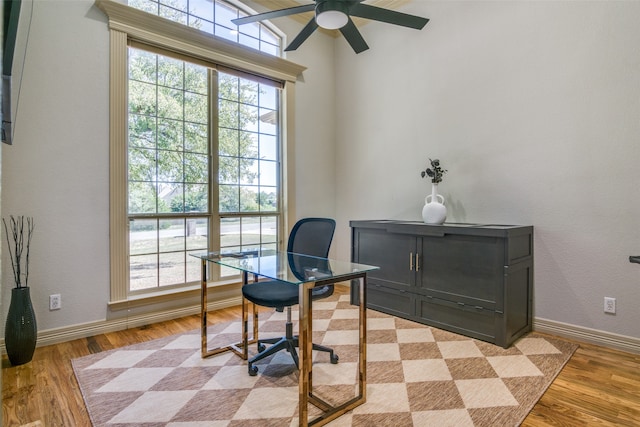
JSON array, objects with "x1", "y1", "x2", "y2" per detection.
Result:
[{"x1": 287, "y1": 218, "x2": 336, "y2": 258}]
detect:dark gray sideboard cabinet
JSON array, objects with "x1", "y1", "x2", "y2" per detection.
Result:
[{"x1": 350, "y1": 220, "x2": 533, "y2": 348}]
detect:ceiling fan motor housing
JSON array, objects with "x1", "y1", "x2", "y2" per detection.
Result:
[{"x1": 315, "y1": 0, "x2": 350, "y2": 30}]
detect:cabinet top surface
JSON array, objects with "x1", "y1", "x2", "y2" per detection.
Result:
[{"x1": 350, "y1": 220, "x2": 532, "y2": 236}]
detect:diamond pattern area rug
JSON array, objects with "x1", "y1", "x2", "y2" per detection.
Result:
[{"x1": 72, "y1": 293, "x2": 577, "y2": 426}]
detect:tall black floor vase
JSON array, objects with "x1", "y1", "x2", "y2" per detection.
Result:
[{"x1": 5, "y1": 287, "x2": 37, "y2": 366}]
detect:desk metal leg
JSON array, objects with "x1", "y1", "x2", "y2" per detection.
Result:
[
  {"x1": 298, "y1": 274, "x2": 368, "y2": 427},
  {"x1": 298, "y1": 281, "x2": 313, "y2": 426},
  {"x1": 200, "y1": 259, "x2": 209, "y2": 358},
  {"x1": 201, "y1": 260, "x2": 257, "y2": 359},
  {"x1": 358, "y1": 275, "x2": 367, "y2": 401}
]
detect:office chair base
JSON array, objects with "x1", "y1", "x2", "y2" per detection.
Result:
[{"x1": 247, "y1": 333, "x2": 338, "y2": 376}]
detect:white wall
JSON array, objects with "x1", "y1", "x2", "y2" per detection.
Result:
[
  {"x1": 1, "y1": 0, "x2": 337, "y2": 333},
  {"x1": 2, "y1": 0, "x2": 111, "y2": 331},
  {"x1": 334, "y1": 1, "x2": 640, "y2": 339},
  {"x1": 4, "y1": 0, "x2": 639, "y2": 346}
]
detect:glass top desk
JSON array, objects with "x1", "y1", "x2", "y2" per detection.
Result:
[{"x1": 192, "y1": 249, "x2": 378, "y2": 427}]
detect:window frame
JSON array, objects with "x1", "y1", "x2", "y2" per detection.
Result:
[{"x1": 96, "y1": 0, "x2": 305, "y2": 308}]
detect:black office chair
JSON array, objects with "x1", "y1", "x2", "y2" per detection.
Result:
[{"x1": 242, "y1": 217, "x2": 339, "y2": 376}]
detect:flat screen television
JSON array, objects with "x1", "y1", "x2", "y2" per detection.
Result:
[{"x1": 2, "y1": 0, "x2": 21, "y2": 145}]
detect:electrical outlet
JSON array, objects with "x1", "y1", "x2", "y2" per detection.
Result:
[
  {"x1": 604, "y1": 297, "x2": 616, "y2": 314},
  {"x1": 49, "y1": 294, "x2": 61, "y2": 311}
]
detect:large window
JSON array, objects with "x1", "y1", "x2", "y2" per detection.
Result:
[
  {"x1": 96, "y1": 0, "x2": 305, "y2": 304},
  {"x1": 127, "y1": 46, "x2": 283, "y2": 293}
]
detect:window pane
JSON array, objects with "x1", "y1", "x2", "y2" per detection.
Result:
[
  {"x1": 238, "y1": 131, "x2": 258, "y2": 158},
  {"x1": 157, "y1": 118, "x2": 183, "y2": 150},
  {"x1": 130, "y1": 254, "x2": 158, "y2": 290},
  {"x1": 186, "y1": 218, "x2": 208, "y2": 250},
  {"x1": 214, "y1": 0, "x2": 237, "y2": 29},
  {"x1": 240, "y1": 186, "x2": 258, "y2": 212},
  {"x1": 259, "y1": 187, "x2": 277, "y2": 211},
  {"x1": 240, "y1": 21, "x2": 260, "y2": 39},
  {"x1": 241, "y1": 217, "x2": 261, "y2": 245},
  {"x1": 184, "y1": 153, "x2": 208, "y2": 183},
  {"x1": 129, "y1": 49, "x2": 157, "y2": 83},
  {"x1": 240, "y1": 159, "x2": 257, "y2": 185},
  {"x1": 219, "y1": 184, "x2": 239, "y2": 212},
  {"x1": 240, "y1": 105, "x2": 259, "y2": 132},
  {"x1": 159, "y1": 219, "x2": 185, "y2": 252},
  {"x1": 129, "y1": 80, "x2": 157, "y2": 116},
  {"x1": 185, "y1": 62, "x2": 208, "y2": 94},
  {"x1": 239, "y1": 80, "x2": 258, "y2": 105},
  {"x1": 189, "y1": 0, "x2": 213, "y2": 21},
  {"x1": 185, "y1": 91, "x2": 208, "y2": 123},
  {"x1": 185, "y1": 122, "x2": 208, "y2": 153},
  {"x1": 261, "y1": 26, "x2": 279, "y2": 45},
  {"x1": 159, "y1": 252, "x2": 185, "y2": 286},
  {"x1": 220, "y1": 217, "x2": 240, "y2": 247},
  {"x1": 259, "y1": 134, "x2": 276, "y2": 161},
  {"x1": 159, "y1": 182, "x2": 183, "y2": 213},
  {"x1": 158, "y1": 55, "x2": 184, "y2": 89},
  {"x1": 184, "y1": 184, "x2": 208, "y2": 212},
  {"x1": 158, "y1": 150, "x2": 184, "y2": 182},
  {"x1": 260, "y1": 85, "x2": 277, "y2": 110},
  {"x1": 219, "y1": 156, "x2": 238, "y2": 184},
  {"x1": 129, "y1": 181, "x2": 157, "y2": 214},
  {"x1": 219, "y1": 74, "x2": 238, "y2": 101},
  {"x1": 219, "y1": 99, "x2": 239, "y2": 128},
  {"x1": 158, "y1": 86, "x2": 184, "y2": 120},
  {"x1": 129, "y1": 147, "x2": 156, "y2": 182},
  {"x1": 261, "y1": 216, "x2": 277, "y2": 243},
  {"x1": 130, "y1": 219, "x2": 158, "y2": 255},
  {"x1": 260, "y1": 42, "x2": 278, "y2": 56},
  {"x1": 219, "y1": 128, "x2": 239, "y2": 156},
  {"x1": 259, "y1": 107, "x2": 276, "y2": 135},
  {"x1": 259, "y1": 160, "x2": 277, "y2": 186},
  {"x1": 129, "y1": 114, "x2": 156, "y2": 148},
  {"x1": 239, "y1": 34, "x2": 259, "y2": 51}
]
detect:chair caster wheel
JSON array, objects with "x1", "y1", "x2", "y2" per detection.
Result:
[
  {"x1": 330, "y1": 354, "x2": 339, "y2": 364},
  {"x1": 248, "y1": 365, "x2": 258, "y2": 376},
  {"x1": 257, "y1": 343, "x2": 266, "y2": 352}
]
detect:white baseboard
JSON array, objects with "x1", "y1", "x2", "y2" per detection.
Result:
[
  {"x1": 4, "y1": 307, "x2": 639, "y2": 356},
  {"x1": 0, "y1": 296, "x2": 242, "y2": 352},
  {"x1": 534, "y1": 317, "x2": 640, "y2": 354}
]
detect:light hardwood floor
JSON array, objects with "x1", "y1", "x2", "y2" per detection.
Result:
[{"x1": 3, "y1": 305, "x2": 640, "y2": 426}]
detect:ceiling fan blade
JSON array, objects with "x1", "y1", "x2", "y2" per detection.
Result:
[
  {"x1": 232, "y1": 4, "x2": 315, "y2": 26},
  {"x1": 349, "y1": 3, "x2": 429, "y2": 30},
  {"x1": 339, "y1": 18, "x2": 369, "y2": 54},
  {"x1": 285, "y1": 18, "x2": 319, "y2": 52}
]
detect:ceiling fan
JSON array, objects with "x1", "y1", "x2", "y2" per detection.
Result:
[{"x1": 231, "y1": 0, "x2": 429, "y2": 54}]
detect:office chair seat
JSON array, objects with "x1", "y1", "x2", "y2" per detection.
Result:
[{"x1": 242, "y1": 280, "x2": 333, "y2": 311}]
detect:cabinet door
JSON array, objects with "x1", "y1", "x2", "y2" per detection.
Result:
[
  {"x1": 417, "y1": 234, "x2": 505, "y2": 310},
  {"x1": 353, "y1": 228, "x2": 416, "y2": 291}
]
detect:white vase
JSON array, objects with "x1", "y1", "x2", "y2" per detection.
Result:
[{"x1": 422, "y1": 183, "x2": 447, "y2": 224}]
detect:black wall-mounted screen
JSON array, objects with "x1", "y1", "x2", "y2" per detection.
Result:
[{"x1": 2, "y1": 0, "x2": 22, "y2": 145}]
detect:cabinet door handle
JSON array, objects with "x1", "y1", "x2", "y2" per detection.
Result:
[
  {"x1": 409, "y1": 252, "x2": 414, "y2": 271},
  {"x1": 416, "y1": 253, "x2": 420, "y2": 271}
]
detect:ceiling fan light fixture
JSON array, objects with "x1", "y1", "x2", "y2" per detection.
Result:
[{"x1": 315, "y1": 1, "x2": 349, "y2": 30}]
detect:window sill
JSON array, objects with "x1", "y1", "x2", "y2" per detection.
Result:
[{"x1": 108, "y1": 278, "x2": 241, "y2": 311}]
